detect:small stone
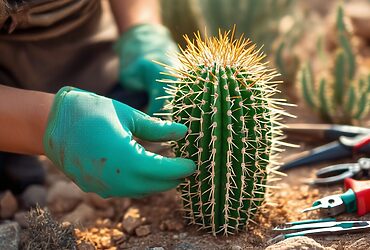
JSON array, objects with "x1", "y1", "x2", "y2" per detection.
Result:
[
  {"x1": 14, "y1": 211, "x2": 28, "y2": 228},
  {"x1": 135, "y1": 225, "x2": 151, "y2": 237},
  {"x1": 0, "y1": 221, "x2": 20, "y2": 250},
  {"x1": 63, "y1": 203, "x2": 95, "y2": 224},
  {"x1": 78, "y1": 242, "x2": 96, "y2": 250},
  {"x1": 0, "y1": 190, "x2": 18, "y2": 219},
  {"x1": 179, "y1": 232, "x2": 188, "y2": 239},
  {"x1": 19, "y1": 185, "x2": 47, "y2": 209},
  {"x1": 47, "y1": 181, "x2": 84, "y2": 213},
  {"x1": 266, "y1": 236, "x2": 327, "y2": 250},
  {"x1": 346, "y1": 237, "x2": 370, "y2": 250},
  {"x1": 122, "y1": 208, "x2": 145, "y2": 234},
  {"x1": 96, "y1": 206, "x2": 115, "y2": 219},
  {"x1": 147, "y1": 247, "x2": 165, "y2": 250},
  {"x1": 159, "y1": 219, "x2": 184, "y2": 231},
  {"x1": 84, "y1": 193, "x2": 111, "y2": 209},
  {"x1": 173, "y1": 242, "x2": 199, "y2": 250},
  {"x1": 230, "y1": 245, "x2": 242, "y2": 250}
]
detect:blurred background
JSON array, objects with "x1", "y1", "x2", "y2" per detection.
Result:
[{"x1": 162, "y1": 0, "x2": 370, "y2": 125}]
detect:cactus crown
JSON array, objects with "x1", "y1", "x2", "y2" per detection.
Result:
[{"x1": 159, "y1": 30, "x2": 292, "y2": 236}]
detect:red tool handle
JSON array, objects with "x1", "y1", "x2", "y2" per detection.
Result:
[{"x1": 344, "y1": 178, "x2": 370, "y2": 216}]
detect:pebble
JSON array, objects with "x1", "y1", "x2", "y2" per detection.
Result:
[
  {"x1": 14, "y1": 211, "x2": 28, "y2": 228},
  {"x1": 0, "y1": 190, "x2": 18, "y2": 219},
  {"x1": 159, "y1": 219, "x2": 184, "y2": 231},
  {"x1": 179, "y1": 232, "x2": 188, "y2": 239},
  {"x1": 122, "y1": 208, "x2": 146, "y2": 235},
  {"x1": 173, "y1": 242, "x2": 199, "y2": 250},
  {"x1": 346, "y1": 237, "x2": 370, "y2": 250},
  {"x1": 135, "y1": 225, "x2": 151, "y2": 237},
  {"x1": 63, "y1": 203, "x2": 95, "y2": 224},
  {"x1": 0, "y1": 221, "x2": 20, "y2": 250},
  {"x1": 19, "y1": 185, "x2": 47, "y2": 209},
  {"x1": 47, "y1": 181, "x2": 84, "y2": 213},
  {"x1": 77, "y1": 242, "x2": 96, "y2": 250},
  {"x1": 84, "y1": 193, "x2": 111, "y2": 209},
  {"x1": 230, "y1": 245, "x2": 242, "y2": 250},
  {"x1": 147, "y1": 247, "x2": 165, "y2": 250},
  {"x1": 96, "y1": 206, "x2": 115, "y2": 219},
  {"x1": 266, "y1": 236, "x2": 328, "y2": 250}
]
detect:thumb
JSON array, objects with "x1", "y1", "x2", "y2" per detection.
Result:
[{"x1": 131, "y1": 109, "x2": 188, "y2": 142}]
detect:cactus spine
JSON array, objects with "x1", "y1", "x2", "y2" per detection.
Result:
[
  {"x1": 298, "y1": 5, "x2": 370, "y2": 124},
  {"x1": 160, "y1": 30, "x2": 291, "y2": 235}
]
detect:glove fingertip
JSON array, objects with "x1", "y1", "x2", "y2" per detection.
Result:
[{"x1": 174, "y1": 158, "x2": 197, "y2": 178}]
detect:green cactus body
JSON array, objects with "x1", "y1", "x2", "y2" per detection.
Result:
[
  {"x1": 298, "y1": 5, "x2": 370, "y2": 124},
  {"x1": 161, "y1": 31, "x2": 290, "y2": 235}
]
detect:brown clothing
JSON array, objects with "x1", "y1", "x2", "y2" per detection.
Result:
[{"x1": 0, "y1": 0, "x2": 119, "y2": 94}]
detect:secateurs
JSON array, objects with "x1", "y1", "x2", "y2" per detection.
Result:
[
  {"x1": 311, "y1": 158, "x2": 370, "y2": 185},
  {"x1": 269, "y1": 218, "x2": 370, "y2": 244},
  {"x1": 280, "y1": 124, "x2": 370, "y2": 171},
  {"x1": 302, "y1": 178, "x2": 370, "y2": 216}
]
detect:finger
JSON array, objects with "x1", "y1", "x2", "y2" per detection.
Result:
[
  {"x1": 131, "y1": 109, "x2": 188, "y2": 142},
  {"x1": 138, "y1": 179, "x2": 182, "y2": 195},
  {"x1": 130, "y1": 142, "x2": 196, "y2": 180}
]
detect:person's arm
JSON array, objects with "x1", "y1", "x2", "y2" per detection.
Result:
[
  {"x1": 0, "y1": 85, "x2": 53, "y2": 155},
  {"x1": 109, "y1": 0, "x2": 161, "y2": 34}
]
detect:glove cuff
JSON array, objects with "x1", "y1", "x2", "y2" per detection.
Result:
[{"x1": 43, "y1": 86, "x2": 78, "y2": 167}]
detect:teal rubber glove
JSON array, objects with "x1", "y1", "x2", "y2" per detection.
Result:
[
  {"x1": 115, "y1": 24, "x2": 178, "y2": 115},
  {"x1": 43, "y1": 87, "x2": 195, "y2": 198}
]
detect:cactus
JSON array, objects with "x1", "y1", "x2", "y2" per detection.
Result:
[
  {"x1": 159, "y1": 30, "x2": 292, "y2": 235},
  {"x1": 298, "y1": 5, "x2": 370, "y2": 124}
]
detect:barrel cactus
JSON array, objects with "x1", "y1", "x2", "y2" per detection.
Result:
[{"x1": 159, "y1": 30, "x2": 291, "y2": 235}]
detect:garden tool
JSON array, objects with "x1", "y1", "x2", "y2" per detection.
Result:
[
  {"x1": 310, "y1": 158, "x2": 370, "y2": 185},
  {"x1": 280, "y1": 132, "x2": 370, "y2": 171},
  {"x1": 301, "y1": 178, "x2": 370, "y2": 216},
  {"x1": 269, "y1": 218, "x2": 370, "y2": 244},
  {"x1": 284, "y1": 123, "x2": 370, "y2": 141}
]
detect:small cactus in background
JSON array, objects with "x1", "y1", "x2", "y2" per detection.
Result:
[
  {"x1": 159, "y1": 30, "x2": 292, "y2": 235},
  {"x1": 298, "y1": 5, "x2": 370, "y2": 124}
]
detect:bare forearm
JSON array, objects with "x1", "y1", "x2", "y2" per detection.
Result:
[
  {"x1": 0, "y1": 85, "x2": 54, "y2": 155},
  {"x1": 109, "y1": 0, "x2": 161, "y2": 34}
]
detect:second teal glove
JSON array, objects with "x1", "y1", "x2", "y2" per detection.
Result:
[
  {"x1": 115, "y1": 24, "x2": 178, "y2": 115},
  {"x1": 43, "y1": 87, "x2": 195, "y2": 198}
]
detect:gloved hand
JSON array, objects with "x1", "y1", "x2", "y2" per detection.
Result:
[
  {"x1": 115, "y1": 24, "x2": 178, "y2": 115},
  {"x1": 43, "y1": 87, "x2": 195, "y2": 198}
]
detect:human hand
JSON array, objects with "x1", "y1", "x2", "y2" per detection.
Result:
[
  {"x1": 115, "y1": 24, "x2": 177, "y2": 115},
  {"x1": 43, "y1": 87, "x2": 195, "y2": 198}
]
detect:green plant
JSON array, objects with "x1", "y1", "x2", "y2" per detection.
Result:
[
  {"x1": 160, "y1": 30, "x2": 291, "y2": 235},
  {"x1": 298, "y1": 5, "x2": 370, "y2": 124}
]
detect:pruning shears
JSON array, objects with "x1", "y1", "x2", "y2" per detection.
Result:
[
  {"x1": 280, "y1": 124, "x2": 370, "y2": 171},
  {"x1": 311, "y1": 158, "x2": 370, "y2": 185}
]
